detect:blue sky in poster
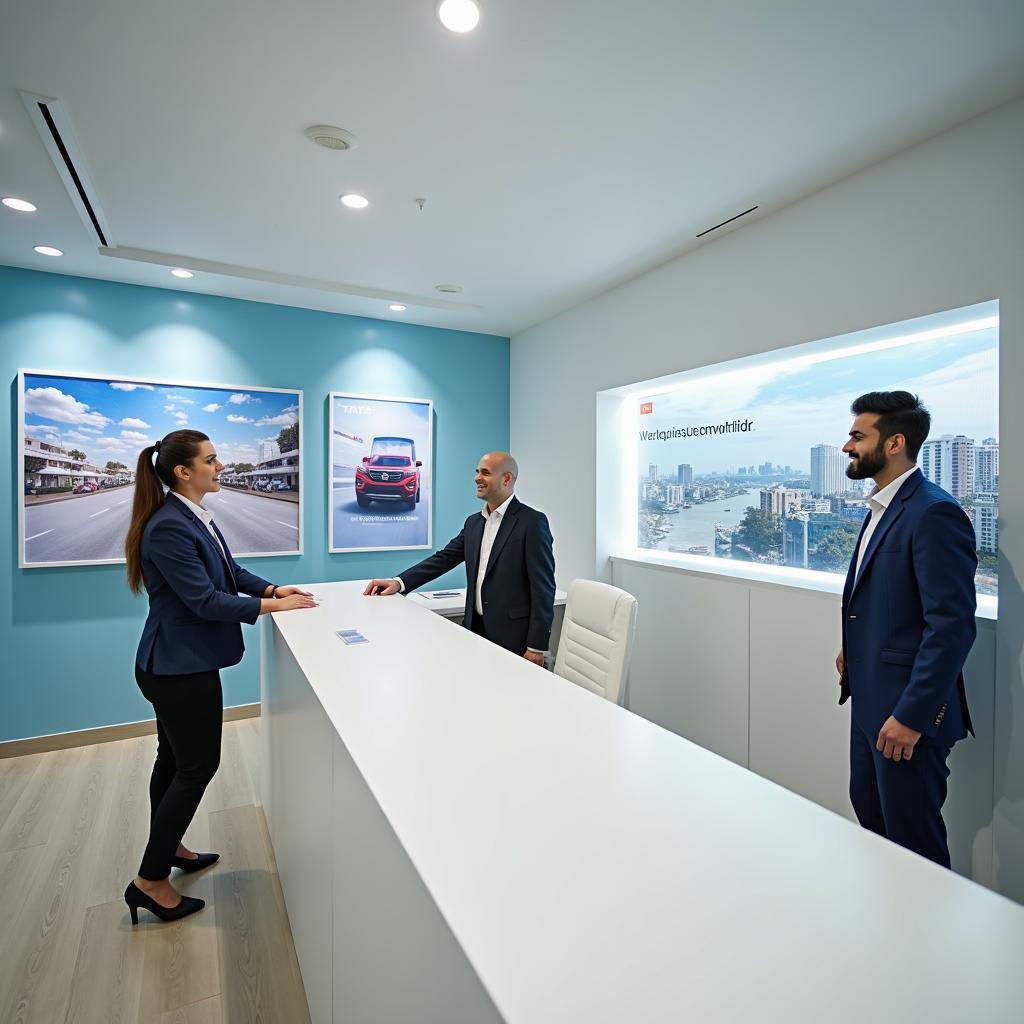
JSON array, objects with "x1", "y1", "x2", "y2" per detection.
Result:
[
  {"x1": 640, "y1": 324, "x2": 998, "y2": 475},
  {"x1": 23, "y1": 372, "x2": 299, "y2": 468}
]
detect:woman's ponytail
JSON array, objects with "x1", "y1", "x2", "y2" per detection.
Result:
[{"x1": 125, "y1": 430, "x2": 208, "y2": 594}]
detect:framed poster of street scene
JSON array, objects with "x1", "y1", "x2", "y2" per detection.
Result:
[
  {"x1": 329, "y1": 391, "x2": 433, "y2": 553},
  {"x1": 19, "y1": 369, "x2": 303, "y2": 568}
]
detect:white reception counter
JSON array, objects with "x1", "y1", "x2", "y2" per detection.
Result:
[{"x1": 261, "y1": 581, "x2": 1024, "y2": 1024}]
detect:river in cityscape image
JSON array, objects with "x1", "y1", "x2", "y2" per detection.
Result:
[{"x1": 642, "y1": 492, "x2": 758, "y2": 557}]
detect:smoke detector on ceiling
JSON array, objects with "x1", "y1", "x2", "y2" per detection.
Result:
[{"x1": 305, "y1": 125, "x2": 358, "y2": 151}]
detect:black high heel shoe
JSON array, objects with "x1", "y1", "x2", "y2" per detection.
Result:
[
  {"x1": 124, "y1": 881, "x2": 205, "y2": 925},
  {"x1": 172, "y1": 852, "x2": 220, "y2": 873}
]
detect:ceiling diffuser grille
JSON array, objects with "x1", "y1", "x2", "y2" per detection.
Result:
[
  {"x1": 696, "y1": 205, "x2": 759, "y2": 239},
  {"x1": 20, "y1": 91, "x2": 112, "y2": 247}
]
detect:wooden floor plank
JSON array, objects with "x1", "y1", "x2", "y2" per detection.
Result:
[
  {"x1": 0, "y1": 747, "x2": 82, "y2": 852},
  {"x1": 157, "y1": 993, "x2": 225, "y2": 1024},
  {"x1": 61, "y1": 899, "x2": 147, "y2": 1024},
  {"x1": 0, "y1": 846, "x2": 45, "y2": 963},
  {"x1": 202, "y1": 720, "x2": 256, "y2": 814},
  {"x1": 0, "y1": 752, "x2": 43, "y2": 825},
  {"x1": 85, "y1": 735, "x2": 154, "y2": 908},
  {"x1": 0, "y1": 741, "x2": 117, "y2": 1024},
  {"x1": 210, "y1": 805, "x2": 311, "y2": 1024},
  {"x1": 0, "y1": 721, "x2": 309, "y2": 1024},
  {"x1": 234, "y1": 717, "x2": 262, "y2": 804}
]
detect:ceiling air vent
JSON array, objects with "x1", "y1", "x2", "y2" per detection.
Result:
[
  {"x1": 305, "y1": 125, "x2": 358, "y2": 151},
  {"x1": 20, "y1": 91, "x2": 112, "y2": 247},
  {"x1": 696, "y1": 205, "x2": 759, "y2": 239}
]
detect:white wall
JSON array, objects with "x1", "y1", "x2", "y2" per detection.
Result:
[
  {"x1": 511, "y1": 97, "x2": 1024, "y2": 900},
  {"x1": 610, "y1": 557, "x2": 998, "y2": 887}
]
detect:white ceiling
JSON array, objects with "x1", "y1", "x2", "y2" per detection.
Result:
[{"x1": 1, "y1": 0, "x2": 1023, "y2": 337}]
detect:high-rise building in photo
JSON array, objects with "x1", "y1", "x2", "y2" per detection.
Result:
[
  {"x1": 760, "y1": 486, "x2": 802, "y2": 516},
  {"x1": 975, "y1": 495, "x2": 998, "y2": 554},
  {"x1": 259, "y1": 439, "x2": 281, "y2": 463},
  {"x1": 648, "y1": 462, "x2": 658, "y2": 483},
  {"x1": 677, "y1": 464, "x2": 693, "y2": 487},
  {"x1": 977, "y1": 438, "x2": 999, "y2": 493},
  {"x1": 810, "y1": 443, "x2": 844, "y2": 497},
  {"x1": 920, "y1": 434, "x2": 976, "y2": 499}
]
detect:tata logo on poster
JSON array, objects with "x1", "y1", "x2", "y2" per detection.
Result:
[{"x1": 640, "y1": 402, "x2": 654, "y2": 415}]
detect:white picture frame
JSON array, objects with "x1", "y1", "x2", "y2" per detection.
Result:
[
  {"x1": 19, "y1": 368, "x2": 303, "y2": 568},
  {"x1": 328, "y1": 390, "x2": 434, "y2": 554}
]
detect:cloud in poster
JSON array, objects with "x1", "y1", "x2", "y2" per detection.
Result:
[
  {"x1": 119, "y1": 417, "x2": 151, "y2": 429},
  {"x1": 203, "y1": 403, "x2": 221, "y2": 412},
  {"x1": 25, "y1": 386, "x2": 111, "y2": 428},
  {"x1": 253, "y1": 406, "x2": 299, "y2": 427},
  {"x1": 214, "y1": 440, "x2": 260, "y2": 465},
  {"x1": 229, "y1": 393, "x2": 259, "y2": 405},
  {"x1": 226, "y1": 414, "x2": 253, "y2": 424},
  {"x1": 171, "y1": 411, "x2": 188, "y2": 424},
  {"x1": 92, "y1": 435, "x2": 136, "y2": 451},
  {"x1": 121, "y1": 430, "x2": 150, "y2": 442},
  {"x1": 109, "y1": 382, "x2": 154, "y2": 392},
  {"x1": 25, "y1": 423, "x2": 60, "y2": 438}
]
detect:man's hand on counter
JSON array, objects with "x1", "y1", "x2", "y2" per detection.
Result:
[{"x1": 363, "y1": 579, "x2": 401, "y2": 597}]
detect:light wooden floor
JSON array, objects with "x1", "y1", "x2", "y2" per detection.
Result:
[{"x1": 0, "y1": 719, "x2": 311, "y2": 1023}]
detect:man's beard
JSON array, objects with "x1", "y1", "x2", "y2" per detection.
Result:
[{"x1": 846, "y1": 442, "x2": 887, "y2": 480}]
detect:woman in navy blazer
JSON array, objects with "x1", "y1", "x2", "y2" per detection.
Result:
[{"x1": 123, "y1": 429, "x2": 315, "y2": 923}]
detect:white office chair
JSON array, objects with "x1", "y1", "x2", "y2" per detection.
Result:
[{"x1": 552, "y1": 579, "x2": 638, "y2": 706}]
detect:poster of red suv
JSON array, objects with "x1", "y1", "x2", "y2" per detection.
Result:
[{"x1": 329, "y1": 392, "x2": 433, "y2": 553}]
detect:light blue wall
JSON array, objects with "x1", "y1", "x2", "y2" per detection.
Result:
[{"x1": 0, "y1": 266, "x2": 509, "y2": 742}]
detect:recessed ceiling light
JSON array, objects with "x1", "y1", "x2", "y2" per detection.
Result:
[
  {"x1": 437, "y1": 0, "x2": 480, "y2": 33},
  {"x1": 389, "y1": 304, "x2": 407, "y2": 312},
  {"x1": 33, "y1": 245, "x2": 63, "y2": 257},
  {"x1": 171, "y1": 268, "x2": 194, "y2": 279},
  {"x1": 3, "y1": 197, "x2": 37, "y2": 212},
  {"x1": 435, "y1": 283, "x2": 463, "y2": 293},
  {"x1": 340, "y1": 193, "x2": 369, "y2": 209}
]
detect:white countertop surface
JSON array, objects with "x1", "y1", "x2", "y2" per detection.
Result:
[{"x1": 272, "y1": 581, "x2": 1024, "y2": 1023}]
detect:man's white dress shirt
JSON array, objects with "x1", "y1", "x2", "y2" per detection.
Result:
[
  {"x1": 475, "y1": 493, "x2": 514, "y2": 615},
  {"x1": 854, "y1": 466, "x2": 918, "y2": 580},
  {"x1": 396, "y1": 493, "x2": 544, "y2": 652}
]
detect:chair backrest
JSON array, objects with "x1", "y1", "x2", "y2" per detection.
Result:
[{"x1": 552, "y1": 579, "x2": 638, "y2": 705}]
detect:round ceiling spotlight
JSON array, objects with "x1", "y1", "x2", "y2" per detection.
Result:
[
  {"x1": 305, "y1": 125, "x2": 358, "y2": 151},
  {"x1": 171, "y1": 268, "x2": 194, "y2": 279},
  {"x1": 389, "y1": 304, "x2": 407, "y2": 312},
  {"x1": 437, "y1": 0, "x2": 480, "y2": 33},
  {"x1": 435, "y1": 283, "x2": 463, "y2": 294},
  {"x1": 33, "y1": 245, "x2": 63, "y2": 257},
  {"x1": 340, "y1": 193, "x2": 369, "y2": 209},
  {"x1": 3, "y1": 197, "x2": 37, "y2": 212}
]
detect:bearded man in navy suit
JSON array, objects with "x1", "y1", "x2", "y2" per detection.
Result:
[
  {"x1": 836, "y1": 391, "x2": 976, "y2": 868},
  {"x1": 364, "y1": 451, "x2": 556, "y2": 664}
]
